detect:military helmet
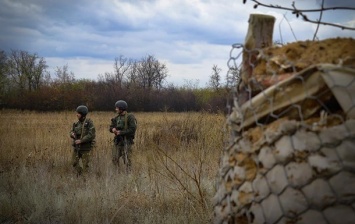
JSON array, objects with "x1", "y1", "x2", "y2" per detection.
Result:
[
  {"x1": 115, "y1": 100, "x2": 128, "y2": 110},
  {"x1": 76, "y1": 105, "x2": 89, "y2": 115}
]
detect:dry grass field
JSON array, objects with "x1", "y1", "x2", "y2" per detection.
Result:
[{"x1": 0, "y1": 110, "x2": 226, "y2": 223}]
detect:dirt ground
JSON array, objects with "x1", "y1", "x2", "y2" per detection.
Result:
[
  {"x1": 239, "y1": 37, "x2": 355, "y2": 130},
  {"x1": 240, "y1": 37, "x2": 355, "y2": 96},
  {"x1": 253, "y1": 37, "x2": 355, "y2": 77}
]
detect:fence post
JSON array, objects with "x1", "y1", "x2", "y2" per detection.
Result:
[{"x1": 239, "y1": 14, "x2": 275, "y2": 104}]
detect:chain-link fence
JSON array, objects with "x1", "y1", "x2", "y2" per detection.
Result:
[{"x1": 214, "y1": 38, "x2": 355, "y2": 224}]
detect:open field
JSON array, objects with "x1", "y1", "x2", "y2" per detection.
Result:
[{"x1": 0, "y1": 110, "x2": 227, "y2": 223}]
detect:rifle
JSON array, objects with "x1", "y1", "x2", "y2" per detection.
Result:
[
  {"x1": 71, "y1": 123, "x2": 80, "y2": 153},
  {"x1": 113, "y1": 126, "x2": 123, "y2": 145},
  {"x1": 123, "y1": 136, "x2": 130, "y2": 173},
  {"x1": 113, "y1": 127, "x2": 129, "y2": 172}
]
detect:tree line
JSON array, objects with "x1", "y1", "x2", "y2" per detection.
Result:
[{"x1": 0, "y1": 49, "x2": 235, "y2": 112}]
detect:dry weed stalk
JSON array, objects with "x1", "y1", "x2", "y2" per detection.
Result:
[{"x1": 0, "y1": 110, "x2": 225, "y2": 223}]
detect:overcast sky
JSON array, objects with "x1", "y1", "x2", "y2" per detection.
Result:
[{"x1": 1, "y1": 0, "x2": 354, "y2": 87}]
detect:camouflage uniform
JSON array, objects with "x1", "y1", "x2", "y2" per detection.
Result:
[
  {"x1": 70, "y1": 118, "x2": 96, "y2": 175},
  {"x1": 109, "y1": 113, "x2": 137, "y2": 168}
]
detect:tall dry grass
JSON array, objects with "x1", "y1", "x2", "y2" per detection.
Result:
[{"x1": 0, "y1": 110, "x2": 226, "y2": 223}]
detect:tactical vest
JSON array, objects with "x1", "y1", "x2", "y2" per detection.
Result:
[
  {"x1": 72, "y1": 118, "x2": 95, "y2": 150},
  {"x1": 115, "y1": 113, "x2": 136, "y2": 139}
]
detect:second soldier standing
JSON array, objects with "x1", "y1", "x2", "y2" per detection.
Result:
[
  {"x1": 109, "y1": 100, "x2": 137, "y2": 172},
  {"x1": 70, "y1": 105, "x2": 96, "y2": 176}
]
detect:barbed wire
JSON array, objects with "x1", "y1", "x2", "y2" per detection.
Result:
[{"x1": 244, "y1": 0, "x2": 355, "y2": 31}]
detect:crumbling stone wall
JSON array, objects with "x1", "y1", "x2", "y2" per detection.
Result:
[
  {"x1": 214, "y1": 37, "x2": 355, "y2": 223},
  {"x1": 214, "y1": 117, "x2": 355, "y2": 223}
]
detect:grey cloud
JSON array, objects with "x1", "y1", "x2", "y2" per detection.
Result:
[{"x1": 1, "y1": 0, "x2": 353, "y2": 75}]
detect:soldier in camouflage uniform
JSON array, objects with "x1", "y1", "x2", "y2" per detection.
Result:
[
  {"x1": 70, "y1": 105, "x2": 96, "y2": 175},
  {"x1": 109, "y1": 100, "x2": 137, "y2": 171}
]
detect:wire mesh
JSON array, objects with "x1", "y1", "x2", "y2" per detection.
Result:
[{"x1": 215, "y1": 39, "x2": 355, "y2": 224}]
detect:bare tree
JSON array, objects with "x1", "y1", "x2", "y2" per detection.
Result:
[
  {"x1": 7, "y1": 50, "x2": 48, "y2": 93},
  {"x1": 113, "y1": 55, "x2": 131, "y2": 89},
  {"x1": 32, "y1": 56, "x2": 47, "y2": 90},
  {"x1": 98, "y1": 55, "x2": 133, "y2": 91},
  {"x1": 0, "y1": 50, "x2": 8, "y2": 99},
  {"x1": 125, "y1": 59, "x2": 139, "y2": 89},
  {"x1": 225, "y1": 67, "x2": 241, "y2": 89},
  {"x1": 54, "y1": 64, "x2": 75, "y2": 84},
  {"x1": 136, "y1": 55, "x2": 168, "y2": 90},
  {"x1": 209, "y1": 65, "x2": 222, "y2": 91}
]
